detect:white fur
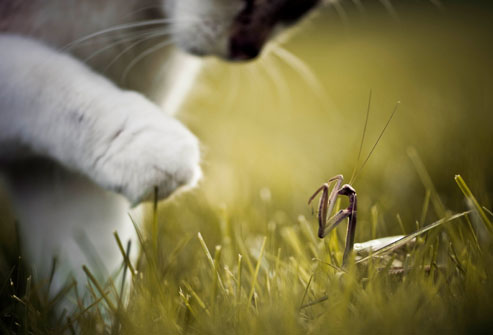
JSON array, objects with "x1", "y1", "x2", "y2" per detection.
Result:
[
  {"x1": 0, "y1": 33, "x2": 201, "y2": 289},
  {"x1": 168, "y1": 0, "x2": 244, "y2": 58},
  {"x1": 0, "y1": 35, "x2": 201, "y2": 204},
  {"x1": 0, "y1": 0, "x2": 316, "y2": 298},
  {"x1": 0, "y1": 0, "x2": 248, "y2": 291},
  {"x1": 158, "y1": 50, "x2": 204, "y2": 115}
]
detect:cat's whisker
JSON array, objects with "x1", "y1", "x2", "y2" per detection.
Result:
[
  {"x1": 69, "y1": 27, "x2": 166, "y2": 51},
  {"x1": 121, "y1": 4, "x2": 165, "y2": 20},
  {"x1": 379, "y1": 0, "x2": 400, "y2": 21},
  {"x1": 247, "y1": 59, "x2": 273, "y2": 103},
  {"x1": 63, "y1": 18, "x2": 198, "y2": 51},
  {"x1": 243, "y1": 62, "x2": 258, "y2": 99},
  {"x1": 258, "y1": 54, "x2": 292, "y2": 111},
  {"x1": 351, "y1": 0, "x2": 367, "y2": 14},
  {"x1": 270, "y1": 45, "x2": 326, "y2": 105},
  {"x1": 120, "y1": 38, "x2": 176, "y2": 84},
  {"x1": 255, "y1": 57, "x2": 279, "y2": 105},
  {"x1": 103, "y1": 30, "x2": 173, "y2": 73},
  {"x1": 63, "y1": 20, "x2": 173, "y2": 50},
  {"x1": 223, "y1": 64, "x2": 241, "y2": 113},
  {"x1": 331, "y1": 0, "x2": 349, "y2": 25},
  {"x1": 429, "y1": 0, "x2": 444, "y2": 10},
  {"x1": 82, "y1": 29, "x2": 168, "y2": 65},
  {"x1": 2, "y1": 0, "x2": 326, "y2": 312},
  {"x1": 250, "y1": 59, "x2": 268, "y2": 96}
]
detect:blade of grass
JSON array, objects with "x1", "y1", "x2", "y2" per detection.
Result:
[
  {"x1": 455, "y1": 175, "x2": 492, "y2": 231},
  {"x1": 72, "y1": 279, "x2": 84, "y2": 312},
  {"x1": 419, "y1": 190, "x2": 432, "y2": 228},
  {"x1": 129, "y1": 214, "x2": 154, "y2": 271},
  {"x1": 179, "y1": 289, "x2": 198, "y2": 320},
  {"x1": 152, "y1": 187, "x2": 159, "y2": 252},
  {"x1": 464, "y1": 213, "x2": 482, "y2": 251},
  {"x1": 212, "y1": 245, "x2": 222, "y2": 304},
  {"x1": 46, "y1": 257, "x2": 58, "y2": 304},
  {"x1": 248, "y1": 236, "x2": 267, "y2": 304},
  {"x1": 65, "y1": 316, "x2": 77, "y2": 335},
  {"x1": 357, "y1": 210, "x2": 471, "y2": 264},
  {"x1": 23, "y1": 275, "x2": 31, "y2": 334},
  {"x1": 299, "y1": 274, "x2": 313, "y2": 310},
  {"x1": 396, "y1": 214, "x2": 406, "y2": 234},
  {"x1": 265, "y1": 272, "x2": 271, "y2": 299},
  {"x1": 46, "y1": 281, "x2": 77, "y2": 313},
  {"x1": 407, "y1": 147, "x2": 446, "y2": 216},
  {"x1": 483, "y1": 206, "x2": 493, "y2": 217},
  {"x1": 0, "y1": 266, "x2": 15, "y2": 296},
  {"x1": 182, "y1": 281, "x2": 210, "y2": 316},
  {"x1": 59, "y1": 296, "x2": 105, "y2": 333},
  {"x1": 197, "y1": 233, "x2": 225, "y2": 292},
  {"x1": 113, "y1": 231, "x2": 136, "y2": 277},
  {"x1": 86, "y1": 280, "x2": 105, "y2": 323},
  {"x1": 236, "y1": 254, "x2": 242, "y2": 306},
  {"x1": 312, "y1": 257, "x2": 346, "y2": 273},
  {"x1": 300, "y1": 295, "x2": 328, "y2": 309},
  {"x1": 371, "y1": 205, "x2": 378, "y2": 239},
  {"x1": 161, "y1": 235, "x2": 192, "y2": 277},
  {"x1": 82, "y1": 265, "x2": 116, "y2": 313},
  {"x1": 234, "y1": 230, "x2": 255, "y2": 275}
]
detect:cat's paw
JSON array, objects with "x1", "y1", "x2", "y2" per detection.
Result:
[{"x1": 92, "y1": 95, "x2": 201, "y2": 204}]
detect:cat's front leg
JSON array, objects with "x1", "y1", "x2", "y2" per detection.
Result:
[
  {"x1": 0, "y1": 34, "x2": 201, "y2": 203},
  {"x1": 86, "y1": 91, "x2": 202, "y2": 204}
]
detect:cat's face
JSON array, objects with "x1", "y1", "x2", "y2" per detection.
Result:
[{"x1": 164, "y1": 0, "x2": 320, "y2": 61}]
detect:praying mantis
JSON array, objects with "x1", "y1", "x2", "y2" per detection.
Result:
[
  {"x1": 308, "y1": 93, "x2": 400, "y2": 267},
  {"x1": 308, "y1": 175, "x2": 357, "y2": 265}
]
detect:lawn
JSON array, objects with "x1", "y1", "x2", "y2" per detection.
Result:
[{"x1": 1, "y1": 1, "x2": 493, "y2": 334}]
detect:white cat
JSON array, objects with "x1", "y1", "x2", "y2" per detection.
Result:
[{"x1": 0, "y1": 0, "x2": 320, "y2": 290}]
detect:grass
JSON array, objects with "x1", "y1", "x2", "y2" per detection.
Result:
[
  {"x1": 1, "y1": 1, "x2": 493, "y2": 334},
  {"x1": 1, "y1": 172, "x2": 493, "y2": 334}
]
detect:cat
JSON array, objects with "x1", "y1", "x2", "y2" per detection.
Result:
[{"x1": 0, "y1": 0, "x2": 321, "y2": 293}]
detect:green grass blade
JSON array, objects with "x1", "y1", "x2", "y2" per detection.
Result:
[
  {"x1": 408, "y1": 147, "x2": 446, "y2": 217},
  {"x1": 455, "y1": 174, "x2": 492, "y2": 231},
  {"x1": 197, "y1": 233, "x2": 225, "y2": 292},
  {"x1": 82, "y1": 265, "x2": 116, "y2": 313},
  {"x1": 113, "y1": 231, "x2": 136, "y2": 277},
  {"x1": 182, "y1": 281, "x2": 210, "y2": 316},
  {"x1": 357, "y1": 210, "x2": 471, "y2": 264},
  {"x1": 299, "y1": 274, "x2": 313, "y2": 310},
  {"x1": 248, "y1": 236, "x2": 267, "y2": 304},
  {"x1": 236, "y1": 254, "x2": 243, "y2": 306},
  {"x1": 419, "y1": 190, "x2": 432, "y2": 228}
]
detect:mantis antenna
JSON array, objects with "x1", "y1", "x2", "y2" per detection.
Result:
[
  {"x1": 308, "y1": 93, "x2": 400, "y2": 267},
  {"x1": 350, "y1": 95, "x2": 401, "y2": 185},
  {"x1": 349, "y1": 89, "x2": 373, "y2": 185}
]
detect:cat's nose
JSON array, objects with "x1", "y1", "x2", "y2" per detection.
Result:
[{"x1": 228, "y1": 37, "x2": 261, "y2": 61}]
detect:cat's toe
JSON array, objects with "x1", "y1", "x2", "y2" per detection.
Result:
[
  {"x1": 94, "y1": 110, "x2": 202, "y2": 204},
  {"x1": 135, "y1": 132, "x2": 202, "y2": 204},
  {"x1": 127, "y1": 124, "x2": 201, "y2": 204}
]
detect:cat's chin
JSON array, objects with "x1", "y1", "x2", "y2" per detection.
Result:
[
  {"x1": 224, "y1": 52, "x2": 261, "y2": 63},
  {"x1": 176, "y1": 38, "x2": 262, "y2": 63},
  {"x1": 183, "y1": 48, "x2": 261, "y2": 63}
]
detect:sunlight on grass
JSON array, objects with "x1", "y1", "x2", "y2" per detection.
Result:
[
  {"x1": 1, "y1": 1, "x2": 493, "y2": 334},
  {"x1": 4, "y1": 174, "x2": 493, "y2": 334}
]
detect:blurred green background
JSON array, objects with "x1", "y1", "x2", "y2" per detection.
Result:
[
  {"x1": 169, "y1": 0, "x2": 493, "y2": 244},
  {"x1": 0, "y1": 0, "x2": 491, "y2": 268},
  {"x1": 1, "y1": 1, "x2": 493, "y2": 333}
]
